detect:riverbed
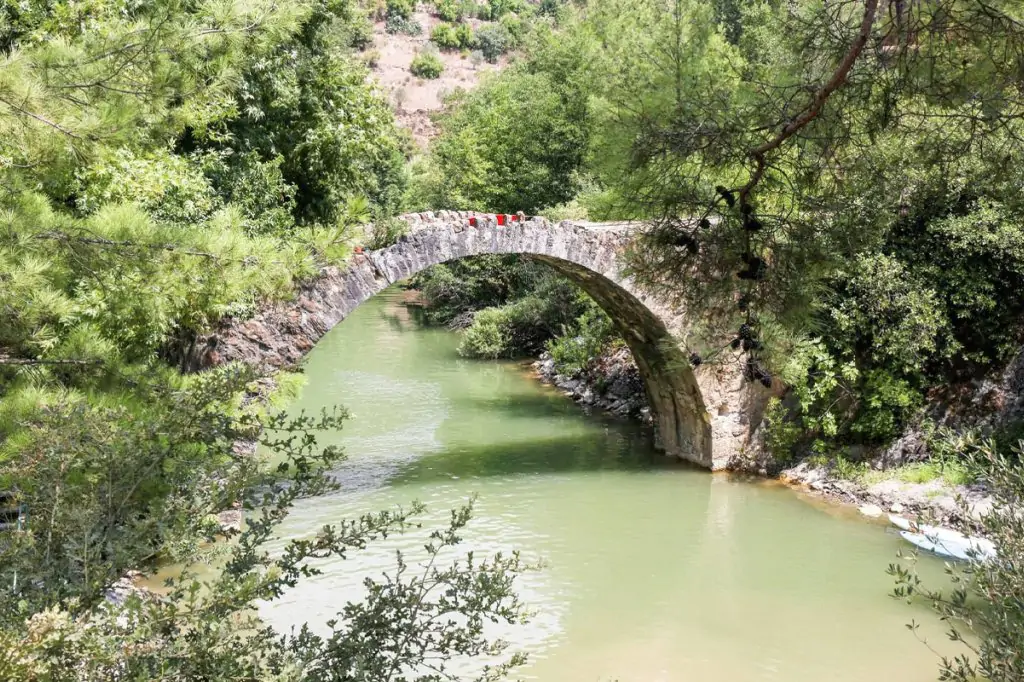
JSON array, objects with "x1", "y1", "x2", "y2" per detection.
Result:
[{"x1": 258, "y1": 286, "x2": 958, "y2": 682}]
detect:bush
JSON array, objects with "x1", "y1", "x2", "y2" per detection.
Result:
[
  {"x1": 455, "y1": 22, "x2": 476, "y2": 48},
  {"x1": 499, "y1": 13, "x2": 526, "y2": 45},
  {"x1": 431, "y1": 22, "x2": 475, "y2": 50},
  {"x1": 365, "y1": 215, "x2": 410, "y2": 249},
  {"x1": 385, "y1": 15, "x2": 423, "y2": 35},
  {"x1": 386, "y1": 0, "x2": 414, "y2": 20},
  {"x1": 430, "y1": 23, "x2": 460, "y2": 49},
  {"x1": 824, "y1": 253, "x2": 948, "y2": 378},
  {"x1": 347, "y1": 11, "x2": 375, "y2": 49},
  {"x1": 848, "y1": 370, "x2": 923, "y2": 443},
  {"x1": 410, "y1": 51, "x2": 444, "y2": 79},
  {"x1": 459, "y1": 307, "x2": 509, "y2": 358},
  {"x1": 475, "y1": 23, "x2": 512, "y2": 62},
  {"x1": 435, "y1": 0, "x2": 462, "y2": 21},
  {"x1": 458, "y1": 280, "x2": 587, "y2": 358},
  {"x1": 546, "y1": 303, "x2": 615, "y2": 375}
]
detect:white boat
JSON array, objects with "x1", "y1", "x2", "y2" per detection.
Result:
[{"x1": 889, "y1": 514, "x2": 996, "y2": 561}]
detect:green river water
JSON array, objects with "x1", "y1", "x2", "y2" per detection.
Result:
[{"x1": 257, "y1": 287, "x2": 959, "y2": 682}]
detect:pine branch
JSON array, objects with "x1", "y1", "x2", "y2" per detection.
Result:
[
  {"x1": 0, "y1": 96, "x2": 84, "y2": 140},
  {"x1": 0, "y1": 356, "x2": 103, "y2": 367},
  {"x1": 740, "y1": 0, "x2": 880, "y2": 201},
  {"x1": 36, "y1": 231, "x2": 237, "y2": 262}
]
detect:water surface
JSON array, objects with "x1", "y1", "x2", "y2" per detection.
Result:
[{"x1": 261, "y1": 287, "x2": 958, "y2": 681}]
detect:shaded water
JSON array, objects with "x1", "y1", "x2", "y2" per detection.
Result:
[{"x1": 260, "y1": 287, "x2": 958, "y2": 681}]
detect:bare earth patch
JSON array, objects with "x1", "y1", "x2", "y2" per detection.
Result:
[{"x1": 367, "y1": 9, "x2": 504, "y2": 147}]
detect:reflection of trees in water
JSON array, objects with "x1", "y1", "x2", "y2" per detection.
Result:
[{"x1": 375, "y1": 297, "x2": 419, "y2": 331}]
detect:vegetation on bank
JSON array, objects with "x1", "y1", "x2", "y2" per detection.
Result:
[{"x1": 0, "y1": 0, "x2": 531, "y2": 677}]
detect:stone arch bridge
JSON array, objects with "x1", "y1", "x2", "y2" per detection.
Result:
[{"x1": 193, "y1": 212, "x2": 768, "y2": 470}]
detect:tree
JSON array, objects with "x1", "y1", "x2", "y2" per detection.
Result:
[
  {"x1": 412, "y1": 28, "x2": 594, "y2": 213},
  {"x1": 217, "y1": 0, "x2": 409, "y2": 226},
  {"x1": 0, "y1": 366, "x2": 531, "y2": 680},
  {"x1": 476, "y1": 23, "x2": 512, "y2": 62},
  {"x1": 585, "y1": 0, "x2": 1024, "y2": 369},
  {"x1": 891, "y1": 439, "x2": 1024, "y2": 682}
]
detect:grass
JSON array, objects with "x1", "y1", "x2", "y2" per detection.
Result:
[{"x1": 855, "y1": 459, "x2": 975, "y2": 487}]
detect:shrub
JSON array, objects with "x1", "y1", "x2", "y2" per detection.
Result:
[
  {"x1": 546, "y1": 304, "x2": 615, "y2": 375},
  {"x1": 385, "y1": 15, "x2": 423, "y2": 34},
  {"x1": 499, "y1": 13, "x2": 526, "y2": 45},
  {"x1": 459, "y1": 307, "x2": 509, "y2": 358},
  {"x1": 362, "y1": 48, "x2": 381, "y2": 68},
  {"x1": 410, "y1": 52, "x2": 444, "y2": 79},
  {"x1": 347, "y1": 11, "x2": 375, "y2": 49},
  {"x1": 430, "y1": 23, "x2": 460, "y2": 49},
  {"x1": 455, "y1": 22, "x2": 476, "y2": 48},
  {"x1": 435, "y1": 0, "x2": 462, "y2": 21},
  {"x1": 475, "y1": 23, "x2": 512, "y2": 62},
  {"x1": 365, "y1": 215, "x2": 410, "y2": 249},
  {"x1": 763, "y1": 398, "x2": 802, "y2": 465},
  {"x1": 848, "y1": 370, "x2": 924, "y2": 443},
  {"x1": 386, "y1": 0, "x2": 414, "y2": 20}
]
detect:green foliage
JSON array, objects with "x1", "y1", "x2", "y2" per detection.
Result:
[
  {"x1": 435, "y1": 0, "x2": 463, "y2": 22},
  {"x1": 386, "y1": 0, "x2": 414, "y2": 20},
  {"x1": 223, "y1": 3, "x2": 408, "y2": 225},
  {"x1": 385, "y1": 14, "x2": 423, "y2": 35},
  {"x1": 198, "y1": 151, "x2": 297, "y2": 237},
  {"x1": 891, "y1": 439, "x2": 1024, "y2": 682},
  {"x1": 475, "y1": 23, "x2": 512, "y2": 62},
  {"x1": 410, "y1": 51, "x2": 445, "y2": 79},
  {"x1": 76, "y1": 148, "x2": 220, "y2": 225},
  {"x1": 458, "y1": 281, "x2": 583, "y2": 358},
  {"x1": 459, "y1": 307, "x2": 511, "y2": 358},
  {"x1": 546, "y1": 302, "x2": 616, "y2": 375},
  {"x1": 763, "y1": 398, "x2": 801, "y2": 465},
  {"x1": 410, "y1": 255, "x2": 595, "y2": 359},
  {"x1": 432, "y1": 21, "x2": 476, "y2": 50},
  {"x1": 0, "y1": 367, "x2": 531, "y2": 679},
  {"x1": 848, "y1": 370, "x2": 923, "y2": 443},
  {"x1": 477, "y1": 0, "x2": 527, "y2": 21},
  {"x1": 364, "y1": 215, "x2": 411, "y2": 249},
  {"x1": 409, "y1": 255, "x2": 545, "y2": 325},
  {"x1": 824, "y1": 254, "x2": 948, "y2": 378},
  {"x1": 431, "y1": 22, "x2": 460, "y2": 49},
  {"x1": 499, "y1": 13, "x2": 527, "y2": 45},
  {"x1": 412, "y1": 32, "x2": 593, "y2": 213}
]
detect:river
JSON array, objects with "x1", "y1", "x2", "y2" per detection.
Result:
[{"x1": 258, "y1": 287, "x2": 958, "y2": 681}]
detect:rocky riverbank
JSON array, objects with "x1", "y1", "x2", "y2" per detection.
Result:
[
  {"x1": 778, "y1": 461, "x2": 993, "y2": 526},
  {"x1": 530, "y1": 343, "x2": 1005, "y2": 526},
  {"x1": 531, "y1": 347, "x2": 652, "y2": 424}
]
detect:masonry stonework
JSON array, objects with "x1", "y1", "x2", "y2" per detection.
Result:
[{"x1": 191, "y1": 212, "x2": 768, "y2": 470}]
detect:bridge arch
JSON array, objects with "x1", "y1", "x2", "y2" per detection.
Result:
[{"x1": 193, "y1": 212, "x2": 760, "y2": 469}]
